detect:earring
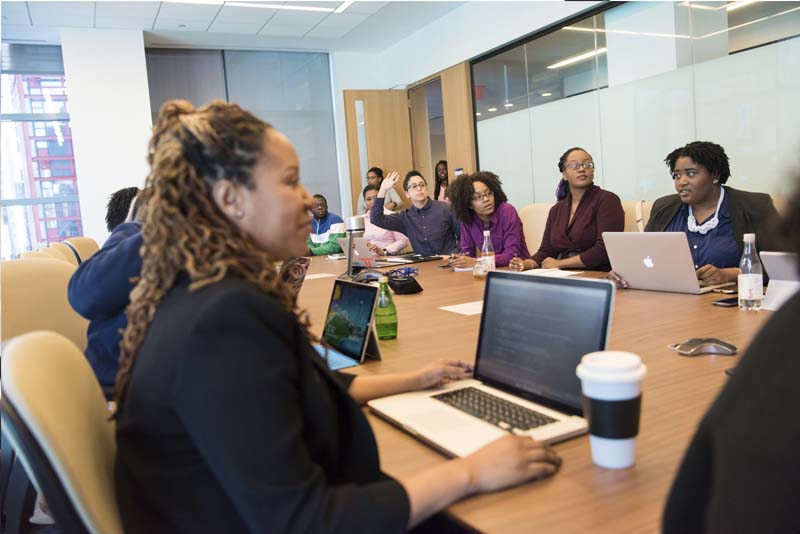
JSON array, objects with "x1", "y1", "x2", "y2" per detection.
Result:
[{"x1": 713, "y1": 179, "x2": 719, "y2": 184}]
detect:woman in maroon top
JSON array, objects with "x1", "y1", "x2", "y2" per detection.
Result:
[{"x1": 510, "y1": 147, "x2": 624, "y2": 271}]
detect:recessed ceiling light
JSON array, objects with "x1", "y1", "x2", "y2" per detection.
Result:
[
  {"x1": 166, "y1": 0, "x2": 223, "y2": 5},
  {"x1": 334, "y1": 0, "x2": 354, "y2": 13},
  {"x1": 541, "y1": 92, "x2": 552, "y2": 97},
  {"x1": 487, "y1": 107, "x2": 497, "y2": 112},
  {"x1": 727, "y1": 0, "x2": 756, "y2": 12},
  {"x1": 547, "y1": 47, "x2": 607, "y2": 70},
  {"x1": 475, "y1": 112, "x2": 482, "y2": 117},
  {"x1": 226, "y1": 2, "x2": 335, "y2": 12},
  {"x1": 503, "y1": 103, "x2": 514, "y2": 108}
]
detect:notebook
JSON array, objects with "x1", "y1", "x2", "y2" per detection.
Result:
[
  {"x1": 368, "y1": 271, "x2": 615, "y2": 458},
  {"x1": 603, "y1": 232, "x2": 734, "y2": 294},
  {"x1": 314, "y1": 279, "x2": 382, "y2": 371}
]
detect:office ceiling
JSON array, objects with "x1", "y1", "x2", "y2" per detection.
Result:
[{"x1": 0, "y1": 1, "x2": 465, "y2": 52}]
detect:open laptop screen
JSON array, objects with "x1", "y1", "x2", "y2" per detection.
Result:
[
  {"x1": 322, "y1": 280, "x2": 377, "y2": 361},
  {"x1": 475, "y1": 273, "x2": 614, "y2": 413}
]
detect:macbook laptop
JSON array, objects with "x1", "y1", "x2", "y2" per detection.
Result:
[
  {"x1": 368, "y1": 271, "x2": 615, "y2": 458},
  {"x1": 603, "y1": 232, "x2": 734, "y2": 294},
  {"x1": 761, "y1": 251, "x2": 800, "y2": 311},
  {"x1": 314, "y1": 279, "x2": 382, "y2": 371},
  {"x1": 336, "y1": 237, "x2": 396, "y2": 268}
]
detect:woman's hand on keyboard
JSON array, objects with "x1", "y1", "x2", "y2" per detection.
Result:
[
  {"x1": 410, "y1": 359, "x2": 473, "y2": 390},
  {"x1": 461, "y1": 435, "x2": 562, "y2": 493}
]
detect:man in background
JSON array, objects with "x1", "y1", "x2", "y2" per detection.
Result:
[{"x1": 306, "y1": 194, "x2": 345, "y2": 256}]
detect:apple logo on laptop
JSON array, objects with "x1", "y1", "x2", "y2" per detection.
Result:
[{"x1": 643, "y1": 256, "x2": 655, "y2": 269}]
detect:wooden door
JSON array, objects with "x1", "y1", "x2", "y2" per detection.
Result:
[{"x1": 343, "y1": 90, "x2": 413, "y2": 214}]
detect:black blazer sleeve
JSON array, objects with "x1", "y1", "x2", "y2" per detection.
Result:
[{"x1": 171, "y1": 287, "x2": 409, "y2": 534}]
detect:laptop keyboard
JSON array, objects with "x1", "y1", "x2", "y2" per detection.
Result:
[{"x1": 433, "y1": 387, "x2": 557, "y2": 432}]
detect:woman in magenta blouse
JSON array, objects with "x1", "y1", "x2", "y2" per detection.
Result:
[
  {"x1": 510, "y1": 147, "x2": 624, "y2": 272},
  {"x1": 449, "y1": 171, "x2": 529, "y2": 268}
]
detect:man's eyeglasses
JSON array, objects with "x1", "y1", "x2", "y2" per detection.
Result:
[
  {"x1": 471, "y1": 190, "x2": 494, "y2": 202},
  {"x1": 566, "y1": 162, "x2": 595, "y2": 171},
  {"x1": 407, "y1": 182, "x2": 427, "y2": 191}
]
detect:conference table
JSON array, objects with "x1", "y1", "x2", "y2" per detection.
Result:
[{"x1": 297, "y1": 258, "x2": 771, "y2": 534}]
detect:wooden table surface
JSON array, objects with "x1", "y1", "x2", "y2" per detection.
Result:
[{"x1": 297, "y1": 257, "x2": 770, "y2": 534}]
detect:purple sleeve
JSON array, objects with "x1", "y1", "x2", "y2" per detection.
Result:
[
  {"x1": 532, "y1": 207, "x2": 558, "y2": 266},
  {"x1": 494, "y1": 204, "x2": 525, "y2": 267},
  {"x1": 460, "y1": 221, "x2": 478, "y2": 257},
  {"x1": 579, "y1": 192, "x2": 625, "y2": 268}
]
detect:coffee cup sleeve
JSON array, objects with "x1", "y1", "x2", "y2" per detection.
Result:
[{"x1": 582, "y1": 395, "x2": 642, "y2": 439}]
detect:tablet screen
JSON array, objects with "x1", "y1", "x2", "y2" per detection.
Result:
[{"x1": 322, "y1": 280, "x2": 378, "y2": 361}]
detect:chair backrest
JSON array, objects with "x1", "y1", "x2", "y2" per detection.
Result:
[
  {"x1": 64, "y1": 237, "x2": 100, "y2": 263},
  {"x1": 49, "y1": 242, "x2": 80, "y2": 266},
  {"x1": 621, "y1": 200, "x2": 652, "y2": 232},
  {"x1": 772, "y1": 195, "x2": 787, "y2": 217},
  {"x1": 20, "y1": 250, "x2": 51, "y2": 261},
  {"x1": 518, "y1": 203, "x2": 553, "y2": 255},
  {"x1": 0, "y1": 331, "x2": 122, "y2": 534},
  {"x1": 1, "y1": 258, "x2": 88, "y2": 351}
]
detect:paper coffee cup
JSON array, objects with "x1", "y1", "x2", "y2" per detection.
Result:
[{"x1": 576, "y1": 351, "x2": 647, "y2": 469}]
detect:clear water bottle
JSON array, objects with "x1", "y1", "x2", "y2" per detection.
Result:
[
  {"x1": 375, "y1": 276, "x2": 398, "y2": 339},
  {"x1": 480, "y1": 229, "x2": 495, "y2": 272},
  {"x1": 738, "y1": 233, "x2": 763, "y2": 311}
]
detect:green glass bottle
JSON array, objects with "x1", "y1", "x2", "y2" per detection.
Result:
[{"x1": 375, "y1": 276, "x2": 398, "y2": 340}]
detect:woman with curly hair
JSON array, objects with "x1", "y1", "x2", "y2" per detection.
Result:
[
  {"x1": 448, "y1": 171, "x2": 528, "y2": 268},
  {"x1": 645, "y1": 141, "x2": 783, "y2": 286},
  {"x1": 114, "y1": 100, "x2": 561, "y2": 534}
]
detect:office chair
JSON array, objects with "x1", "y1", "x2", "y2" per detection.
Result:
[
  {"x1": 1, "y1": 331, "x2": 123, "y2": 534},
  {"x1": 49, "y1": 242, "x2": 80, "y2": 267},
  {"x1": 64, "y1": 237, "x2": 100, "y2": 263},
  {"x1": 0, "y1": 258, "x2": 87, "y2": 352}
]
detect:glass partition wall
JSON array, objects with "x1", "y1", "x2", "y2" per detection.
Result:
[{"x1": 472, "y1": 1, "x2": 800, "y2": 208}]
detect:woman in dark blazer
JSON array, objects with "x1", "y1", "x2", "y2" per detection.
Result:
[
  {"x1": 645, "y1": 141, "x2": 783, "y2": 286},
  {"x1": 511, "y1": 147, "x2": 625, "y2": 272},
  {"x1": 663, "y1": 183, "x2": 800, "y2": 533},
  {"x1": 113, "y1": 100, "x2": 561, "y2": 534}
]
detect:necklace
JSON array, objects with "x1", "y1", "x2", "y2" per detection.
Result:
[{"x1": 687, "y1": 187, "x2": 724, "y2": 235}]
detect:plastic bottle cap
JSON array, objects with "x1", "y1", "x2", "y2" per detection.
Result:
[
  {"x1": 483, "y1": 230, "x2": 490, "y2": 236},
  {"x1": 743, "y1": 233, "x2": 755, "y2": 243},
  {"x1": 379, "y1": 276, "x2": 388, "y2": 283}
]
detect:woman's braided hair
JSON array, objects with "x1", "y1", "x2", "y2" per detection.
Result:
[{"x1": 114, "y1": 100, "x2": 312, "y2": 410}]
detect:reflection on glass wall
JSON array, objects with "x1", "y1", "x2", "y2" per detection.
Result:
[
  {"x1": 473, "y1": 1, "x2": 800, "y2": 207},
  {"x1": 144, "y1": 49, "x2": 341, "y2": 215}
]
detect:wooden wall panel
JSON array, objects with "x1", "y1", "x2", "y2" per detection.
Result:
[
  {"x1": 409, "y1": 85, "x2": 434, "y2": 184},
  {"x1": 440, "y1": 62, "x2": 477, "y2": 180},
  {"x1": 343, "y1": 90, "x2": 413, "y2": 213}
]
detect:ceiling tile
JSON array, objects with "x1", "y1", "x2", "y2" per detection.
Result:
[
  {"x1": 213, "y1": 5, "x2": 276, "y2": 24},
  {"x1": 304, "y1": 25, "x2": 351, "y2": 39},
  {"x1": 289, "y1": 1, "x2": 340, "y2": 8},
  {"x1": 315, "y1": 11, "x2": 369, "y2": 29},
  {"x1": 157, "y1": 2, "x2": 222, "y2": 23},
  {"x1": 27, "y1": 1, "x2": 94, "y2": 27},
  {"x1": 208, "y1": 21, "x2": 264, "y2": 34},
  {"x1": 96, "y1": 2, "x2": 161, "y2": 29},
  {"x1": 1, "y1": 2, "x2": 31, "y2": 25},
  {"x1": 269, "y1": 9, "x2": 328, "y2": 25},
  {"x1": 153, "y1": 18, "x2": 214, "y2": 32},
  {"x1": 345, "y1": 1, "x2": 388, "y2": 15},
  {"x1": 258, "y1": 23, "x2": 312, "y2": 37}
]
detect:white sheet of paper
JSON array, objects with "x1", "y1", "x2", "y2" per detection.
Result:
[
  {"x1": 439, "y1": 300, "x2": 484, "y2": 316},
  {"x1": 517, "y1": 269, "x2": 583, "y2": 278},
  {"x1": 305, "y1": 273, "x2": 337, "y2": 280}
]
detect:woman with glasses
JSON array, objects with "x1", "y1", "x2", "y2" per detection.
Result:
[
  {"x1": 510, "y1": 147, "x2": 624, "y2": 271},
  {"x1": 644, "y1": 141, "x2": 782, "y2": 286},
  {"x1": 370, "y1": 170, "x2": 461, "y2": 256},
  {"x1": 448, "y1": 171, "x2": 529, "y2": 268}
]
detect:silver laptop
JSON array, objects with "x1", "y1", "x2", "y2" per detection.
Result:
[
  {"x1": 314, "y1": 279, "x2": 382, "y2": 371},
  {"x1": 368, "y1": 271, "x2": 615, "y2": 458},
  {"x1": 336, "y1": 237, "x2": 396, "y2": 268},
  {"x1": 603, "y1": 232, "x2": 733, "y2": 294},
  {"x1": 761, "y1": 251, "x2": 800, "y2": 311}
]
